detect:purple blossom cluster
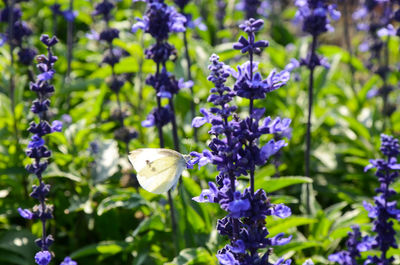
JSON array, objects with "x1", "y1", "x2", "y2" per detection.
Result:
[
  {"x1": 294, "y1": 0, "x2": 341, "y2": 37},
  {"x1": 353, "y1": 0, "x2": 400, "y2": 116},
  {"x1": 15, "y1": 34, "x2": 71, "y2": 265},
  {"x1": 190, "y1": 18, "x2": 293, "y2": 265},
  {"x1": 329, "y1": 226, "x2": 374, "y2": 265},
  {"x1": 93, "y1": 0, "x2": 123, "y2": 92},
  {"x1": 329, "y1": 134, "x2": 400, "y2": 265},
  {"x1": 353, "y1": 0, "x2": 400, "y2": 39},
  {"x1": 294, "y1": 0, "x2": 340, "y2": 70},
  {"x1": 93, "y1": 0, "x2": 137, "y2": 147},
  {"x1": 133, "y1": 0, "x2": 192, "y2": 137},
  {"x1": 50, "y1": 3, "x2": 77, "y2": 22},
  {"x1": 363, "y1": 134, "x2": 400, "y2": 264},
  {"x1": 236, "y1": 0, "x2": 261, "y2": 19},
  {"x1": 353, "y1": 0, "x2": 400, "y2": 69},
  {"x1": 0, "y1": 1, "x2": 36, "y2": 66}
]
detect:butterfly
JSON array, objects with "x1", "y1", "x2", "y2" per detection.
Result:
[{"x1": 128, "y1": 148, "x2": 190, "y2": 194}]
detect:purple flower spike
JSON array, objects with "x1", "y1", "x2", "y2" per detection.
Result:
[
  {"x1": 331, "y1": 135, "x2": 400, "y2": 264},
  {"x1": 191, "y1": 19, "x2": 292, "y2": 264}
]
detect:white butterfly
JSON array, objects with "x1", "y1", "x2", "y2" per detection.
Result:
[{"x1": 128, "y1": 148, "x2": 190, "y2": 194}]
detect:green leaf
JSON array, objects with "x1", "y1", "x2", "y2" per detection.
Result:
[
  {"x1": 0, "y1": 229, "x2": 37, "y2": 264},
  {"x1": 268, "y1": 216, "x2": 317, "y2": 236},
  {"x1": 165, "y1": 247, "x2": 215, "y2": 265},
  {"x1": 274, "y1": 241, "x2": 321, "y2": 256},
  {"x1": 132, "y1": 215, "x2": 165, "y2": 237},
  {"x1": 255, "y1": 176, "x2": 313, "y2": 193},
  {"x1": 97, "y1": 193, "x2": 147, "y2": 215},
  {"x1": 70, "y1": 241, "x2": 128, "y2": 259}
]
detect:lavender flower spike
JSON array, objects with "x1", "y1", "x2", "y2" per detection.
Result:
[
  {"x1": 363, "y1": 134, "x2": 400, "y2": 264},
  {"x1": 20, "y1": 34, "x2": 60, "y2": 265},
  {"x1": 191, "y1": 18, "x2": 292, "y2": 264}
]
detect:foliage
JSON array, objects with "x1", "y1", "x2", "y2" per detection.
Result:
[{"x1": 0, "y1": 0, "x2": 399, "y2": 264}]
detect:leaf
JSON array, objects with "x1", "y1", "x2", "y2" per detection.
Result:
[
  {"x1": 0, "y1": 229, "x2": 37, "y2": 264},
  {"x1": 70, "y1": 241, "x2": 128, "y2": 259},
  {"x1": 341, "y1": 115, "x2": 371, "y2": 141},
  {"x1": 255, "y1": 176, "x2": 313, "y2": 193},
  {"x1": 165, "y1": 247, "x2": 215, "y2": 265},
  {"x1": 0, "y1": 248, "x2": 28, "y2": 265},
  {"x1": 97, "y1": 193, "x2": 147, "y2": 215},
  {"x1": 132, "y1": 215, "x2": 165, "y2": 237},
  {"x1": 274, "y1": 241, "x2": 321, "y2": 256},
  {"x1": 268, "y1": 216, "x2": 317, "y2": 236},
  {"x1": 44, "y1": 163, "x2": 82, "y2": 182}
]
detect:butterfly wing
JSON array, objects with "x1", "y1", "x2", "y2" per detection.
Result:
[{"x1": 128, "y1": 149, "x2": 186, "y2": 194}]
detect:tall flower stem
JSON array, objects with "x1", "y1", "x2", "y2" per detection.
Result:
[
  {"x1": 66, "y1": 0, "x2": 74, "y2": 80},
  {"x1": 182, "y1": 28, "x2": 197, "y2": 142},
  {"x1": 381, "y1": 35, "x2": 391, "y2": 131},
  {"x1": 342, "y1": 1, "x2": 356, "y2": 97},
  {"x1": 137, "y1": 34, "x2": 145, "y2": 113},
  {"x1": 8, "y1": 0, "x2": 19, "y2": 147},
  {"x1": 152, "y1": 61, "x2": 178, "y2": 255},
  {"x1": 248, "y1": 49, "x2": 255, "y2": 196},
  {"x1": 169, "y1": 98, "x2": 180, "y2": 152},
  {"x1": 7, "y1": 0, "x2": 26, "y2": 198},
  {"x1": 305, "y1": 35, "x2": 317, "y2": 214}
]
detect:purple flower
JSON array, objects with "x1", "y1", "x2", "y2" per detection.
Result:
[
  {"x1": 294, "y1": 0, "x2": 340, "y2": 36},
  {"x1": 235, "y1": 0, "x2": 261, "y2": 19},
  {"x1": 18, "y1": 48, "x2": 37, "y2": 66},
  {"x1": 99, "y1": 28, "x2": 119, "y2": 43},
  {"x1": 271, "y1": 203, "x2": 292, "y2": 218},
  {"x1": 216, "y1": 251, "x2": 239, "y2": 265},
  {"x1": 18, "y1": 208, "x2": 33, "y2": 219},
  {"x1": 131, "y1": 0, "x2": 186, "y2": 39},
  {"x1": 60, "y1": 256, "x2": 77, "y2": 265},
  {"x1": 192, "y1": 181, "x2": 218, "y2": 203},
  {"x1": 260, "y1": 139, "x2": 287, "y2": 161},
  {"x1": 51, "y1": 120, "x2": 63, "y2": 132},
  {"x1": 192, "y1": 108, "x2": 213, "y2": 128},
  {"x1": 40, "y1": 34, "x2": 58, "y2": 47},
  {"x1": 269, "y1": 233, "x2": 292, "y2": 246},
  {"x1": 93, "y1": 0, "x2": 114, "y2": 19},
  {"x1": 302, "y1": 259, "x2": 314, "y2": 265},
  {"x1": 141, "y1": 106, "x2": 172, "y2": 128},
  {"x1": 37, "y1": 69, "x2": 55, "y2": 82},
  {"x1": 328, "y1": 225, "x2": 373, "y2": 265},
  {"x1": 28, "y1": 135, "x2": 45, "y2": 148},
  {"x1": 62, "y1": 10, "x2": 78, "y2": 22},
  {"x1": 228, "y1": 191, "x2": 250, "y2": 218},
  {"x1": 35, "y1": 251, "x2": 52, "y2": 265}
]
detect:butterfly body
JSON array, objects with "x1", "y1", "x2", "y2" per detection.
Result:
[{"x1": 128, "y1": 148, "x2": 188, "y2": 194}]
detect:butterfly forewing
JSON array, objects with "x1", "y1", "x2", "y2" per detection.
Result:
[{"x1": 128, "y1": 148, "x2": 187, "y2": 194}]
